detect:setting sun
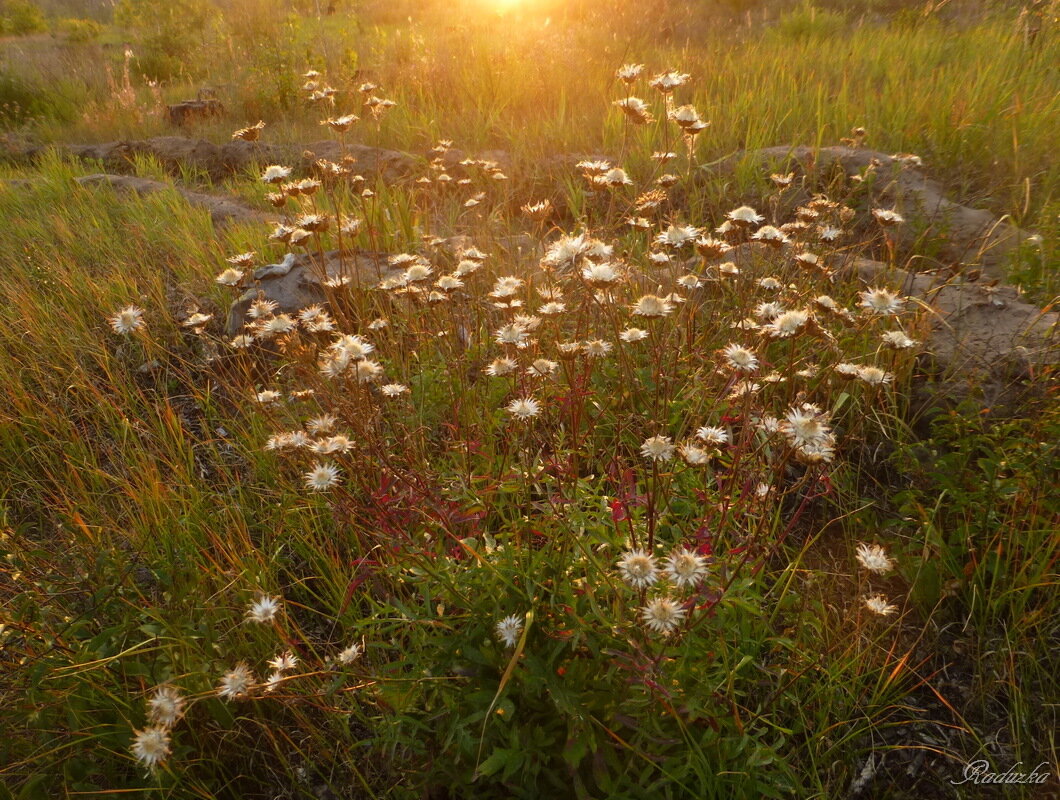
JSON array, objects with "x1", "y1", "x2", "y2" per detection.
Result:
[{"x1": 490, "y1": 0, "x2": 532, "y2": 11}]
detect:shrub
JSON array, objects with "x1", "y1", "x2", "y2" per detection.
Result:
[
  {"x1": 57, "y1": 17, "x2": 103, "y2": 43},
  {"x1": 114, "y1": 0, "x2": 217, "y2": 82},
  {"x1": 0, "y1": 0, "x2": 47, "y2": 35}
]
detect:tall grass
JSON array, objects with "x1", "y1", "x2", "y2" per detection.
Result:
[
  {"x1": 8, "y1": 4, "x2": 1058, "y2": 230},
  {"x1": 0, "y1": 6, "x2": 1057, "y2": 799}
]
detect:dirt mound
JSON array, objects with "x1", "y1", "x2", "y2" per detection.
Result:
[
  {"x1": 73, "y1": 173, "x2": 272, "y2": 227},
  {"x1": 721, "y1": 146, "x2": 1034, "y2": 276}
]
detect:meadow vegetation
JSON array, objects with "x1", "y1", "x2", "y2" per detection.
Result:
[{"x1": 0, "y1": 1, "x2": 1057, "y2": 798}]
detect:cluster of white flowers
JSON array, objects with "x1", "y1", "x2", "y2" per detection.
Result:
[
  {"x1": 102, "y1": 59, "x2": 940, "y2": 785},
  {"x1": 612, "y1": 546, "x2": 712, "y2": 636}
]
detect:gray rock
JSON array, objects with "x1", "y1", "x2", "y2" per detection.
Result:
[
  {"x1": 74, "y1": 173, "x2": 272, "y2": 226},
  {"x1": 227, "y1": 249, "x2": 399, "y2": 336},
  {"x1": 852, "y1": 258, "x2": 1057, "y2": 410},
  {"x1": 24, "y1": 137, "x2": 420, "y2": 182},
  {"x1": 253, "y1": 252, "x2": 298, "y2": 280},
  {"x1": 714, "y1": 146, "x2": 1035, "y2": 276}
]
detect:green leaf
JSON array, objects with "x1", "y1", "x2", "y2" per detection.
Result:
[
  {"x1": 476, "y1": 747, "x2": 514, "y2": 777},
  {"x1": 563, "y1": 735, "x2": 589, "y2": 768}
]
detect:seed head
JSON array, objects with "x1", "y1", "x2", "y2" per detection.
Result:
[
  {"x1": 109, "y1": 305, "x2": 145, "y2": 335},
  {"x1": 218, "y1": 663, "x2": 255, "y2": 701},
  {"x1": 855, "y1": 543, "x2": 894, "y2": 575},
  {"x1": 640, "y1": 596, "x2": 686, "y2": 635},
  {"x1": 304, "y1": 462, "x2": 341, "y2": 491},
  {"x1": 495, "y1": 614, "x2": 523, "y2": 648},
  {"x1": 146, "y1": 686, "x2": 185, "y2": 728},
  {"x1": 640, "y1": 435, "x2": 675, "y2": 462},
  {"x1": 863, "y1": 594, "x2": 898, "y2": 617},
  {"x1": 131, "y1": 726, "x2": 171, "y2": 771},
  {"x1": 631, "y1": 294, "x2": 674, "y2": 318},
  {"x1": 617, "y1": 549, "x2": 658, "y2": 589},
  {"x1": 506, "y1": 397, "x2": 541, "y2": 421},
  {"x1": 666, "y1": 548, "x2": 708, "y2": 588}
]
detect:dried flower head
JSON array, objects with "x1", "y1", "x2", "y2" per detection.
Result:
[
  {"x1": 695, "y1": 426, "x2": 730, "y2": 446},
  {"x1": 617, "y1": 549, "x2": 658, "y2": 589},
  {"x1": 131, "y1": 726, "x2": 171, "y2": 771},
  {"x1": 640, "y1": 596, "x2": 686, "y2": 635},
  {"x1": 109, "y1": 305, "x2": 145, "y2": 335},
  {"x1": 232, "y1": 120, "x2": 265, "y2": 141},
  {"x1": 246, "y1": 594, "x2": 281, "y2": 624},
  {"x1": 680, "y1": 443, "x2": 711, "y2": 465},
  {"x1": 855, "y1": 543, "x2": 894, "y2": 575},
  {"x1": 495, "y1": 614, "x2": 524, "y2": 648},
  {"x1": 783, "y1": 404, "x2": 832, "y2": 448},
  {"x1": 768, "y1": 309, "x2": 811, "y2": 338},
  {"x1": 721, "y1": 343, "x2": 759, "y2": 372},
  {"x1": 666, "y1": 548, "x2": 708, "y2": 588},
  {"x1": 616, "y1": 63, "x2": 645, "y2": 84},
  {"x1": 872, "y1": 208, "x2": 905, "y2": 227},
  {"x1": 614, "y1": 96, "x2": 653, "y2": 124},
  {"x1": 218, "y1": 663, "x2": 255, "y2": 701},
  {"x1": 655, "y1": 224, "x2": 700, "y2": 249},
  {"x1": 527, "y1": 359, "x2": 559, "y2": 378},
  {"x1": 620, "y1": 327, "x2": 649, "y2": 342},
  {"x1": 485, "y1": 357, "x2": 519, "y2": 377},
  {"x1": 582, "y1": 339, "x2": 613, "y2": 358},
  {"x1": 495, "y1": 324, "x2": 529, "y2": 347},
  {"x1": 304, "y1": 462, "x2": 341, "y2": 491},
  {"x1": 727, "y1": 205, "x2": 764, "y2": 227},
  {"x1": 146, "y1": 686, "x2": 185, "y2": 728},
  {"x1": 268, "y1": 650, "x2": 298, "y2": 673},
  {"x1": 668, "y1": 104, "x2": 704, "y2": 129},
  {"x1": 261, "y1": 165, "x2": 292, "y2": 184},
  {"x1": 506, "y1": 397, "x2": 542, "y2": 421},
  {"x1": 631, "y1": 294, "x2": 674, "y2": 318},
  {"x1": 863, "y1": 594, "x2": 898, "y2": 617},
  {"x1": 881, "y1": 330, "x2": 918, "y2": 350},
  {"x1": 215, "y1": 268, "x2": 244, "y2": 286},
  {"x1": 859, "y1": 287, "x2": 904, "y2": 316},
  {"x1": 751, "y1": 225, "x2": 790, "y2": 247},
  {"x1": 337, "y1": 642, "x2": 363, "y2": 664},
  {"x1": 694, "y1": 237, "x2": 732, "y2": 261},
  {"x1": 856, "y1": 366, "x2": 894, "y2": 386},
  {"x1": 322, "y1": 113, "x2": 359, "y2": 132},
  {"x1": 649, "y1": 70, "x2": 690, "y2": 93},
  {"x1": 640, "y1": 435, "x2": 675, "y2": 462},
  {"x1": 227, "y1": 251, "x2": 256, "y2": 267}
]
